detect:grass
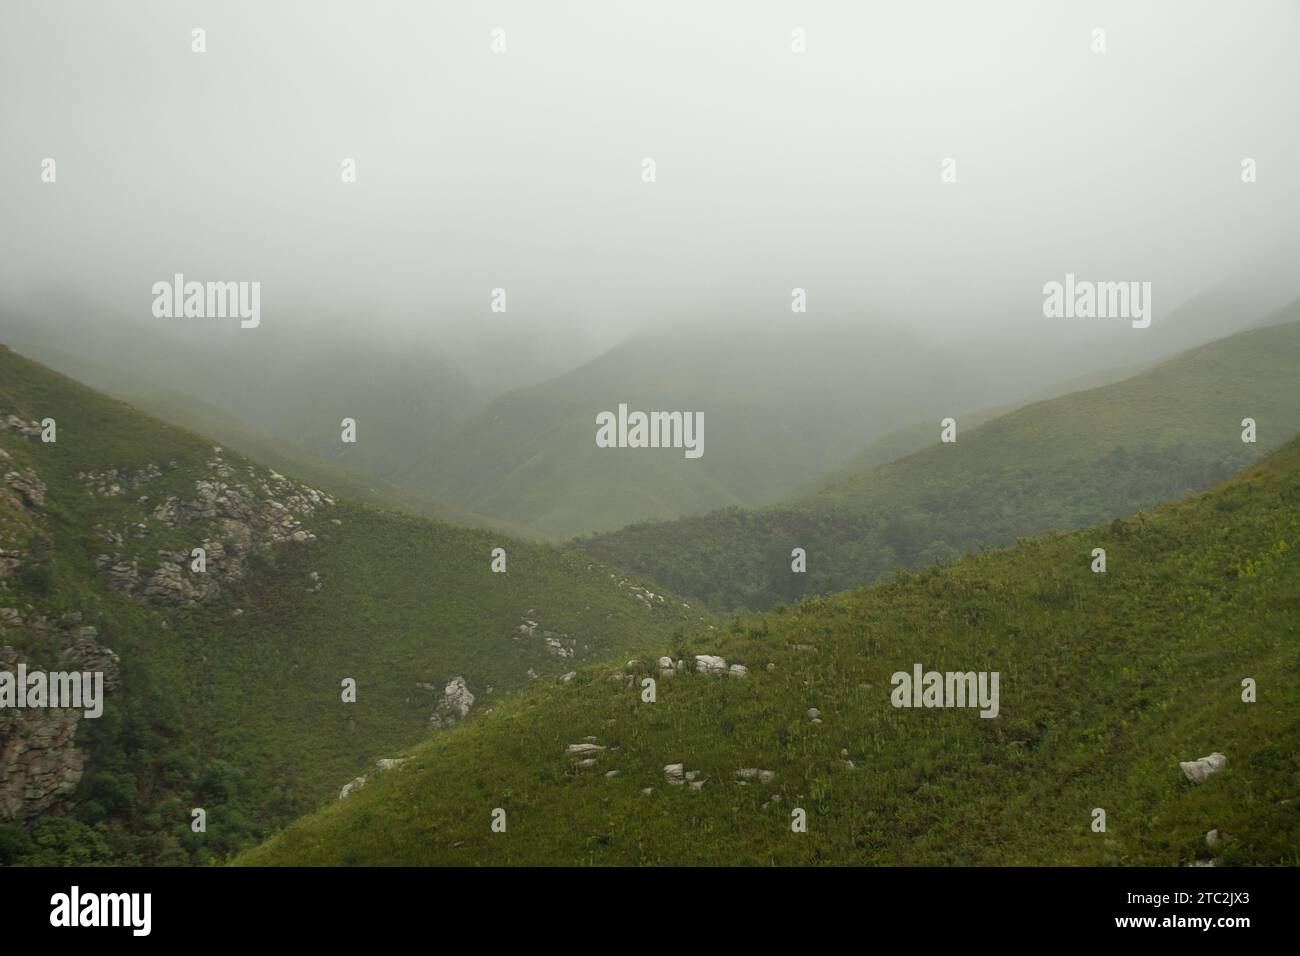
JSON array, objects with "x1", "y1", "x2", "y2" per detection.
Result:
[{"x1": 240, "y1": 434, "x2": 1300, "y2": 866}]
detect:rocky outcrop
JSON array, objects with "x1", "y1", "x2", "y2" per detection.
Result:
[
  {"x1": 0, "y1": 415, "x2": 42, "y2": 440},
  {"x1": 4, "y1": 469, "x2": 45, "y2": 509},
  {"x1": 515, "y1": 617, "x2": 576, "y2": 658},
  {"x1": 91, "y1": 450, "x2": 333, "y2": 607},
  {"x1": 430, "y1": 677, "x2": 475, "y2": 728},
  {"x1": 0, "y1": 621, "x2": 121, "y2": 820},
  {"x1": 692, "y1": 654, "x2": 748, "y2": 679}
]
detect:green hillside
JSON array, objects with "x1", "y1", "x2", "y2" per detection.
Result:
[
  {"x1": 0, "y1": 344, "x2": 710, "y2": 865},
  {"x1": 801, "y1": 361, "x2": 1153, "y2": 496},
  {"x1": 241, "y1": 434, "x2": 1300, "y2": 866},
  {"x1": 112, "y1": 382, "x2": 542, "y2": 541},
  {"x1": 582, "y1": 315, "x2": 1300, "y2": 611}
]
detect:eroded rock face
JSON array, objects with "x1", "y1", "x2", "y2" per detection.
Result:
[{"x1": 0, "y1": 624, "x2": 121, "y2": 821}]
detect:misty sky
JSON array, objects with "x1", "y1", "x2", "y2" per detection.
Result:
[{"x1": 2, "y1": 0, "x2": 1298, "y2": 381}]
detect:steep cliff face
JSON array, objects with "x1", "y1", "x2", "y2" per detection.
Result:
[{"x1": 0, "y1": 621, "x2": 121, "y2": 820}]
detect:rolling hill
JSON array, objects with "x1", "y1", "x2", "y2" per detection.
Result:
[
  {"x1": 240, "y1": 431, "x2": 1300, "y2": 866},
  {"x1": 0, "y1": 344, "x2": 712, "y2": 865},
  {"x1": 582, "y1": 312, "x2": 1300, "y2": 611}
]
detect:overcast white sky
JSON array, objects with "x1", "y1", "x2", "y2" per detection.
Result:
[{"x1": 2, "y1": 0, "x2": 1297, "y2": 373}]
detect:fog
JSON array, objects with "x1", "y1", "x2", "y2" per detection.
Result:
[{"x1": 2, "y1": 1, "x2": 1296, "y2": 373}]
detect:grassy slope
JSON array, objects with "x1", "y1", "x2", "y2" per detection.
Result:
[
  {"x1": 0, "y1": 344, "x2": 711, "y2": 863},
  {"x1": 242, "y1": 435, "x2": 1300, "y2": 866},
  {"x1": 801, "y1": 361, "x2": 1153, "y2": 496},
  {"x1": 582, "y1": 316, "x2": 1300, "y2": 611},
  {"x1": 115, "y1": 383, "x2": 543, "y2": 540}
]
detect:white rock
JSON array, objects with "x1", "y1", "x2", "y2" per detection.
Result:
[
  {"x1": 664, "y1": 763, "x2": 685, "y2": 785},
  {"x1": 567, "y1": 743, "x2": 605, "y2": 755},
  {"x1": 657, "y1": 656, "x2": 673, "y2": 669},
  {"x1": 1206, "y1": 829, "x2": 1221, "y2": 849},
  {"x1": 605, "y1": 770, "x2": 619, "y2": 779},
  {"x1": 728, "y1": 664, "x2": 749, "y2": 679},
  {"x1": 1179, "y1": 752, "x2": 1227, "y2": 784},
  {"x1": 441, "y1": 677, "x2": 475, "y2": 716},
  {"x1": 561, "y1": 671, "x2": 577, "y2": 683},
  {"x1": 807, "y1": 707, "x2": 822, "y2": 720},
  {"x1": 695, "y1": 655, "x2": 728, "y2": 675},
  {"x1": 689, "y1": 780, "x2": 705, "y2": 791},
  {"x1": 339, "y1": 775, "x2": 367, "y2": 800},
  {"x1": 375, "y1": 758, "x2": 408, "y2": 771}
]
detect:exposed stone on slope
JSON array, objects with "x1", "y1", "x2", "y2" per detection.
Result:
[
  {"x1": 0, "y1": 623, "x2": 121, "y2": 820},
  {"x1": 4, "y1": 469, "x2": 45, "y2": 509},
  {"x1": 430, "y1": 676, "x2": 475, "y2": 728},
  {"x1": 339, "y1": 775, "x2": 367, "y2": 800},
  {"x1": 0, "y1": 415, "x2": 42, "y2": 440},
  {"x1": 695, "y1": 655, "x2": 728, "y2": 675},
  {"x1": 1179, "y1": 752, "x2": 1227, "y2": 784},
  {"x1": 89, "y1": 455, "x2": 333, "y2": 607}
]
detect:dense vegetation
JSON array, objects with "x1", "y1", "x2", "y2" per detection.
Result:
[
  {"x1": 581, "y1": 316, "x2": 1300, "y2": 611},
  {"x1": 243, "y1": 435, "x2": 1300, "y2": 865},
  {"x1": 0, "y1": 344, "x2": 709, "y2": 865}
]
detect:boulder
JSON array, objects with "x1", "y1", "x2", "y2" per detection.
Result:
[
  {"x1": 695, "y1": 655, "x2": 728, "y2": 675},
  {"x1": 1179, "y1": 752, "x2": 1227, "y2": 784},
  {"x1": 339, "y1": 775, "x2": 367, "y2": 800}
]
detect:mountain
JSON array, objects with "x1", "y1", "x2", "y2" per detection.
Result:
[
  {"x1": 0, "y1": 344, "x2": 711, "y2": 865},
  {"x1": 581, "y1": 312, "x2": 1300, "y2": 611},
  {"x1": 240, "y1": 433, "x2": 1300, "y2": 866},
  {"x1": 3, "y1": 281, "x2": 1277, "y2": 544},
  {"x1": 409, "y1": 322, "x2": 1031, "y2": 538}
]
